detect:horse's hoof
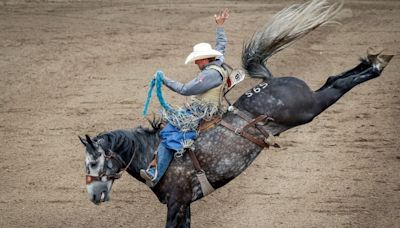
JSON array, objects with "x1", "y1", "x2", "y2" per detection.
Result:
[
  {"x1": 367, "y1": 46, "x2": 384, "y2": 57},
  {"x1": 367, "y1": 46, "x2": 395, "y2": 71},
  {"x1": 378, "y1": 54, "x2": 394, "y2": 66},
  {"x1": 366, "y1": 46, "x2": 384, "y2": 64},
  {"x1": 374, "y1": 53, "x2": 395, "y2": 71}
]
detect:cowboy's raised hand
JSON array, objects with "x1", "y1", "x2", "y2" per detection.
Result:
[{"x1": 215, "y1": 8, "x2": 229, "y2": 26}]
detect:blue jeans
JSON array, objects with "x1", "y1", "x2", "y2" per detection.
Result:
[
  {"x1": 148, "y1": 123, "x2": 197, "y2": 184},
  {"x1": 147, "y1": 143, "x2": 174, "y2": 184}
]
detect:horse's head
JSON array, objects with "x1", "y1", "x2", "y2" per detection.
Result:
[{"x1": 79, "y1": 134, "x2": 126, "y2": 205}]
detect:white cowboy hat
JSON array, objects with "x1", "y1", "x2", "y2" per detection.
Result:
[{"x1": 184, "y1": 43, "x2": 223, "y2": 64}]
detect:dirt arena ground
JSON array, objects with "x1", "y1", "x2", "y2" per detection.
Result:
[{"x1": 1, "y1": 0, "x2": 399, "y2": 227}]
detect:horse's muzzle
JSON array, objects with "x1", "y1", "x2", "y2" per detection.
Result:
[
  {"x1": 90, "y1": 190, "x2": 109, "y2": 205},
  {"x1": 86, "y1": 181, "x2": 112, "y2": 205}
]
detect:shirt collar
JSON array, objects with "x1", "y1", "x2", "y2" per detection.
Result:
[{"x1": 203, "y1": 60, "x2": 223, "y2": 69}]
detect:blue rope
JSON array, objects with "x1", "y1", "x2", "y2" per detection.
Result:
[{"x1": 143, "y1": 70, "x2": 171, "y2": 116}]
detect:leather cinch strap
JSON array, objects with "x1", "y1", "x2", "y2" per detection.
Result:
[
  {"x1": 235, "y1": 111, "x2": 274, "y2": 140},
  {"x1": 188, "y1": 149, "x2": 202, "y2": 172},
  {"x1": 219, "y1": 119, "x2": 269, "y2": 148},
  {"x1": 187, "y1": 149, "x2": 215, "y2": 196}
]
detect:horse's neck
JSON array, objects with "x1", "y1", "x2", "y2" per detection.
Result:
[
  {"x1": 132, "y1": 143, "x2": 158, "y2": 176},
  {"x1": 112, "y1": 130, "x2": 160, "y2": 179}
]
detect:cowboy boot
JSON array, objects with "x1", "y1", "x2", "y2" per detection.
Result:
[
  {"x1": 140, "y1": 144, "x2": 174, "y2": 187},
  {"x1": 140, "y1": 169, "x2": 157, "y2": 188}
]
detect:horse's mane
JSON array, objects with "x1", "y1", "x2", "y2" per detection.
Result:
[{"x1": 93, "y1": 118, "x2": 162, "y2": 158}]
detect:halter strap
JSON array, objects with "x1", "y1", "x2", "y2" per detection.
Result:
[{"x1": 86, "y1": 149, "x2": 137, "y2": 185}]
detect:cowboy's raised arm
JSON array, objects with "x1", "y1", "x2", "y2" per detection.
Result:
[
  {"x1": 161, "y1": 9, "x2": 229, "y2": 96},
  {"x1": 215, "y1": 9, "x2": 229, "y2": 62}
]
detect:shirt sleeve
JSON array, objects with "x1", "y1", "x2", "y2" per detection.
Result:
[
  {"x1": 215, "y1": 27, "x2": 227, "y2": 62},
  {"x1": 162, "y1": 69, "x2": 223, "y2": 96}
]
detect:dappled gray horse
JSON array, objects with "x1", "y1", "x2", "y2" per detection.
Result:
[{"x1": 79, "y1": 1, "x2": 393, "y2": 227}]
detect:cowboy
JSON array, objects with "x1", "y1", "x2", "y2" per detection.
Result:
[{"x1": 140, "y1": 9, "x2": 230, "y2": 187}]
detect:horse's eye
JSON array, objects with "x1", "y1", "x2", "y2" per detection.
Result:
[{"x1": 88, "y1": 162, "x2": 97, "y2": 169}]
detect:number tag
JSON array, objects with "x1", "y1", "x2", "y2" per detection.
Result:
[
  {"x1": 245, "y1": 91, "x2": 253, "y2": 97},
  {"x1": 245, "y1": 82, "x2": 268, "y2": 98},
  {"x1": 260, "y1": 82, "x2": 268, "y2": 89}
]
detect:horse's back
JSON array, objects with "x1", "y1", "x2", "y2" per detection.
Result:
[{"x1": 235, "y1": 76, "x2": 317, "y2": 125}]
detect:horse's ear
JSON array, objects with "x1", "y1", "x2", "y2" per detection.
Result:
[
  {"x1": 78, "y1": 136, "x2": 87, "y2": 146},
  {"x1": 147, "y1": 114, "x2": 163, "y2": 131},
  {"x1": 85, "y1": 134, "x2": 96, "y2": 150}
]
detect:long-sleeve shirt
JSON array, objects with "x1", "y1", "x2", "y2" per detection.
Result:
[{"x1": 163, "y1": 27, "x2": 227, "y2": 96}]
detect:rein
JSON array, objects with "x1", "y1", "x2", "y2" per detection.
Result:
[{"x1": 143, "y1": 70, "x2": 171, "y2": 117}]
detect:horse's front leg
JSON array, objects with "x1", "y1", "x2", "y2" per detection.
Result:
[
  {"x1": 166, "y1": 201, "x2": 191, "y2": 228},
  {"x1": 183, "y1": 205, "x2": 191, "y2": 227}
]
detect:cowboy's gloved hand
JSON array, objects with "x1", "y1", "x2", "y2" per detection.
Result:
[{"x1": 215, "y1": 8, "x2": 229, "y2": 26}]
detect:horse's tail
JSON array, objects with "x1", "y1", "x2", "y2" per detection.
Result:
[{"x1": 242, "y1": 0, "x2": 343, "y2": 79}]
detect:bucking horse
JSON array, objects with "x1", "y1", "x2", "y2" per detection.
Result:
[{"x1": 79, "y1": 1, "x2": 394, "y2": 227}]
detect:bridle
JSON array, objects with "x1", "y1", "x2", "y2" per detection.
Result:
[{"x1": 85, "y1": 149, "x2": 136, "y2": 185}]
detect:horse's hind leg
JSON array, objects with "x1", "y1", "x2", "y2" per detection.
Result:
[
  {"x1": 166, "y1": 201, "x2": 191, "y2": 228},
  {"x1": 313, "y1": 49, "x2": 394, "y2": 115},
  {"x1": 316, "y1": 47, "x2": 393, "y2": 92},
  {"x1": 316, "y1": 59, "x2": 371, "y2": 92},
  {"x1": 313, "y1": 67, "x2": 381, "y2": 114}
]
